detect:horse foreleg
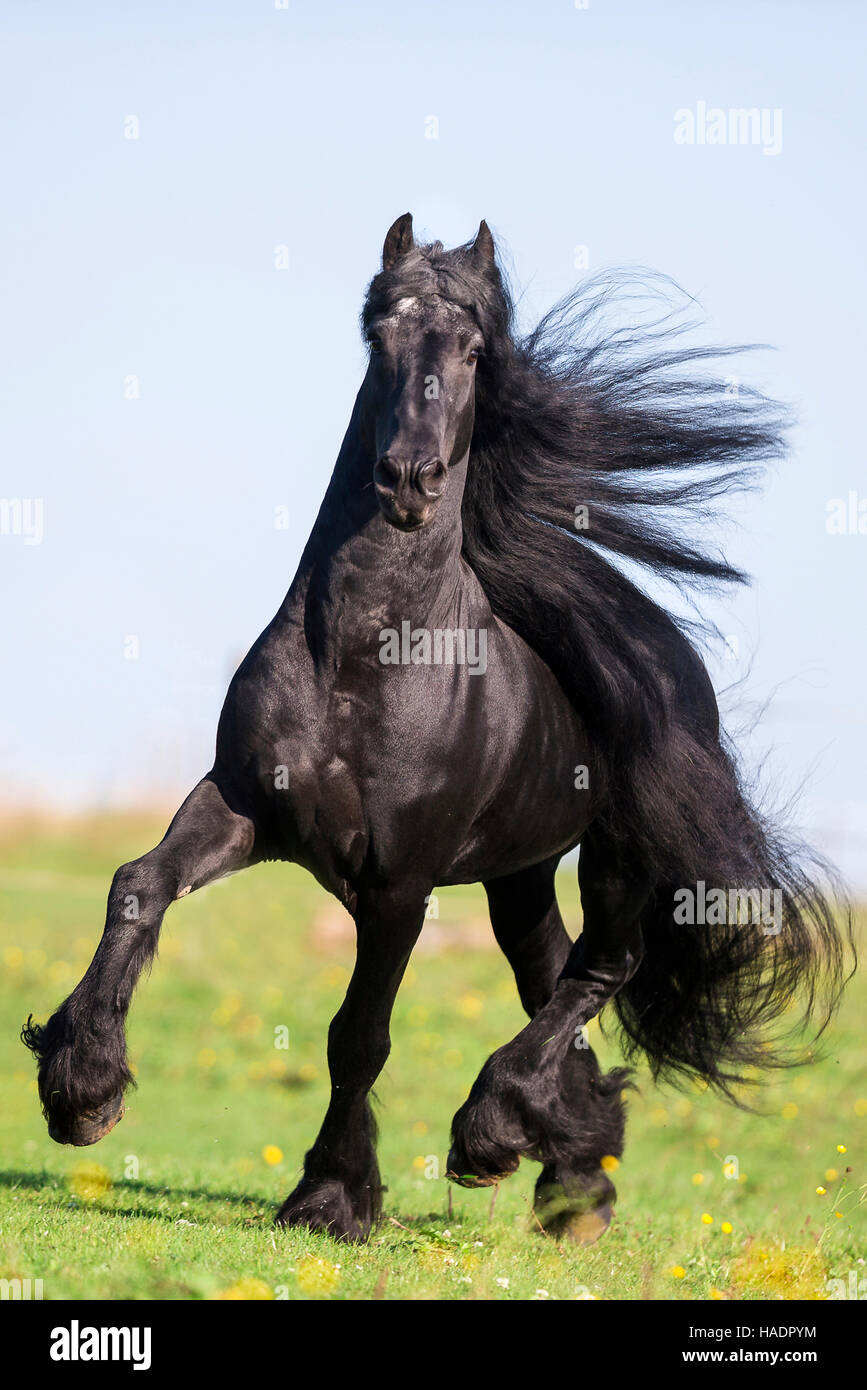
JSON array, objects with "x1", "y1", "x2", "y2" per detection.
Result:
[
  {"x1": 275, "y1": 883, "x2": 427, "y2": 1242},
  {"x1": 449, "y1": 829, "x2": 649, "y2": 1242},
  {"x1": 22, "y1": 774, "x2": 255, "y2": 1145}
]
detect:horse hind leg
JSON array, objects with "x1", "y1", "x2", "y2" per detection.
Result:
[
  {"x1": 21, "y1": 774, "x2": 255, "y2": 1146},
  {"x1": 486, "y1": 856, "x2": 572, "y2": 1018},
  {"x1": 448, "y1": 832, "x2": 649, "y2": 1244},
  {"x1": 528, "y1": 828, "x2": 649, "y2": 1243},
  {"x1": 530, "y1": 1050, "x2": 631, "y2": 1246},
  {"x1": 447, "y1": 858, "x2": 570, "y2": 1188}
]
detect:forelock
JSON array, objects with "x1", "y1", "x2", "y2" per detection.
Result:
[{"x1": 361, "y1": 241, "x2": 508, "y2": 339}]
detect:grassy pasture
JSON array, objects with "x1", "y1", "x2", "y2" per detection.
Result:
[{"x1": 0, "y1": 813, "x2": 863, "y2": 1301}]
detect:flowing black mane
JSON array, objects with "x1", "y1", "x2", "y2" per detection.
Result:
[{"x1": 364, "y1": 237, "x2": 847, "y2": 1089}]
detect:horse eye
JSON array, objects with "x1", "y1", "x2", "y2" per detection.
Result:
[
  {"x1": 368, "y1": 338, "x2": 383, "y2": 355},
  {"x1": 467, "y1": 348, "x2": 481, "y2": 365}
]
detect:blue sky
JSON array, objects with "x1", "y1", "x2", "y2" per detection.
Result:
[{"x1": 1, "y1": 1, "x2": 865, "y2": 882}]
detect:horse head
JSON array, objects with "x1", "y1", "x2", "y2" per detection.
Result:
[{"x1": 358, "y1": 212, "x2": 497, "y2": 531}]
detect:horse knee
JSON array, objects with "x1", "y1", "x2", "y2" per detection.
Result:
[
  {"x1": 327, "y1": 1012, "x2": 390, "y2": 1090},
  {"x1": 107, "y1": 857, "x2": 174, "y2": 925}
]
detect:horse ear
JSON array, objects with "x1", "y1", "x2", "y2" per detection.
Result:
[
  {"x1": 471, "y1": 219, "x2": 496, "y2": 267},
  {"x1": 382, "y1": 213, "x2": 415, "y2": 269}
]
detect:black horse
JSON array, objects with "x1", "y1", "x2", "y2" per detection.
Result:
[{"x1": 24, "y1": 216, "x2": 850, "y2": 1243}]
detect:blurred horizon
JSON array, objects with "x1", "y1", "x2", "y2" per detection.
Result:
[{"x1": 1, "y1": 1, "x2": 865, "y2": 886}]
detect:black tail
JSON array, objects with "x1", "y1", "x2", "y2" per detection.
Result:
[{"x1": 608, "y1": 727, "x2": 854, "y2": 1099}]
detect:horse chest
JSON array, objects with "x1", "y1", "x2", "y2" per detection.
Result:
[{"x1": 268, "y1": 684, "x2": 388, "y2": 883}]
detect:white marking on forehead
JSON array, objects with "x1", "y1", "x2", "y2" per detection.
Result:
[{"x1": 383, "y1": 295, "x2": 474, "y2": 328}]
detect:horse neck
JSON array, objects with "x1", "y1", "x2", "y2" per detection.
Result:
[{"x1": 284, "y1": 398, "x2": 472, "y2": 662}]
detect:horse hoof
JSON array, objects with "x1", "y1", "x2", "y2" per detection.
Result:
[
  {"x1": 552, "y1": 1202, "x2": 613, "y2": 1246},
  {"x1": 274, "y1": 1178, "x2": 373, "y2": 1242},
  {"x1": 48, "y1": 1093, "x2": 125, "y2": 1147},
  {"x1": 445, "y1": 1148, "x2": 516, "y2": 1188},
  {"x1": 447, "y1": 1170, "x2": 495, "y2": 1188},
  {"x1": 534, "y1": 1178, "x2": 614, "y2": 1246}
]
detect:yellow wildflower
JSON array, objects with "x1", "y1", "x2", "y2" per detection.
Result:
[
  {"x1": 296, "y1": 1255, "x2": 340, "y2": 1297},
  {"x1": 214, "y1": 1278, "x2": 274, "y2": 1300},
  {"x1": 69, "y1": 1161, "x2": 112, "y2": 1201}
]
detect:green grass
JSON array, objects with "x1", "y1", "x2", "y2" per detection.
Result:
[{"x1": 0, "y1": 812, "x2": 864, "y2": 1301}]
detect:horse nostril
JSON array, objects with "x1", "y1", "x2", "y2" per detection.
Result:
[
  {"x1": 374, "y1": 455, "x2": 402, "y2": 490},
  {"x1": 418, "y1": 460, "x2": 447, "y2": 499}
]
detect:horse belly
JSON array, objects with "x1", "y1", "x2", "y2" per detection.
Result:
[
  {"x1": 445, "y1": 758, "x2": 591, "y2": 884},
  {"x1": 441, "y1": 668, "x2": 594, "y2": 883}
]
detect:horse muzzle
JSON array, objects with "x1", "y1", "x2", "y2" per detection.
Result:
[{"x1": 373, "y1": 455, "x2": 447, "y2": 530}]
